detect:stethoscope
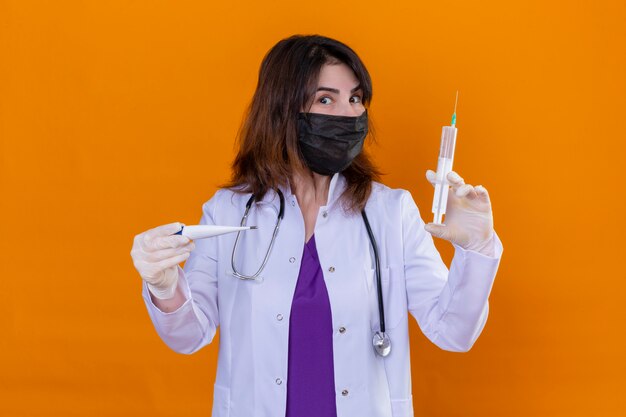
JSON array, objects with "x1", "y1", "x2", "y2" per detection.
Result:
[{"x1": 231, "y1": 189, "x2": 391, "y2": 357}]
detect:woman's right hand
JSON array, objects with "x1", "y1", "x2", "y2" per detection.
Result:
[{"x1": 130, "y1": 222, "x2": 195, "y2": 300}]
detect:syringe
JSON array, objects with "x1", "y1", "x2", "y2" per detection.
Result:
[{"x1": 431, "y1": 92, "x2": 459, "y2": 224}]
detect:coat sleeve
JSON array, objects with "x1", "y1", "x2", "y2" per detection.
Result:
[
  {"x1": 141, "y1": 192, "x2": 222, "y2": 354},
  {"x1": 401, "y1": 191, "x2": 503, "y2": 352}
]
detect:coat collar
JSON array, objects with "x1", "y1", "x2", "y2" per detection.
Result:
[
  {"x1": 326, "y1": 172, "x2": 347, "y2": 209},
  {"x1": 266, "y1": 172, "x2": 346, "y2": 210}
]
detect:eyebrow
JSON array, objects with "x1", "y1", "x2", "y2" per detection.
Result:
[{"x1": 316, "y1": 84, "x2": 362, "y2": 94}]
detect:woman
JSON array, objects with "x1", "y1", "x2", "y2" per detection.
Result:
[{"x1": 130, "y1": 35, "x2": 503, "y2": 417}]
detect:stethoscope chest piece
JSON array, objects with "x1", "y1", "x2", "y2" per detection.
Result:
[{"x1": 373, "y1": 331, "x2": 391, "y2": 357}]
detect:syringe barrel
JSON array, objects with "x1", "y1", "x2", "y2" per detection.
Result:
[
  {"x1": 439, "y1": 126, "x2": 457, "y2": 159},
  {"x1": 431, "y1": 125, "x2": 458, "y2": 224}
]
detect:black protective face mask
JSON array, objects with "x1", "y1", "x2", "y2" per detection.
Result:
[{"x1": 296, "y1": 110, "x2": 368, "y2": 176}]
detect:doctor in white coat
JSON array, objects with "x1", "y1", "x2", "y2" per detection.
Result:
[{"x1": 131, "y1": 34, "x2": 503, "y2": 417}]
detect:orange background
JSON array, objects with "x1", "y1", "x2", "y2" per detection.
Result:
[{"x1": 1, "y1": 0, "x2": 625, "y2": 416}]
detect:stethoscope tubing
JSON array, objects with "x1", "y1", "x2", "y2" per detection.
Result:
[
  {"x1": 361, "y1": 210, "x2": 385, "y2": 334},
  {"x1": 231, "y1": 190, "x2": 285, "y2": 280}
]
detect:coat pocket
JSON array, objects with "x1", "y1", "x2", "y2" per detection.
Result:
[
  {"x1": 391, "y1": 396, "x2": 414, "y2": 416},
  {"x1": 211, "y1": 384, "x2": 230, "y2": 417},
  {"x1": 367, "y1": 265, "x2": 407, "y2": 331}
]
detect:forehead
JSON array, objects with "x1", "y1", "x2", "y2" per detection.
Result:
[{"x1": 316, "y1": 63, "x2": 359, "y2": 88}]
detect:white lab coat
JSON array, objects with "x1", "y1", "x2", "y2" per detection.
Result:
[{"x1": 142, "y1": 173, "x2": 503, "y2": 417}]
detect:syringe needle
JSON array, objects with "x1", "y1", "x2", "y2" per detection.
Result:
[{"x1": 451, "y1": 90, "x2": 459, "y2": 127}]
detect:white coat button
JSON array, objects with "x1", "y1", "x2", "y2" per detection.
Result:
[
  {"x1": 276, "y1": 378, "x2": 283, "y2": 385},
  {"x1": 341, "y1": 389, "x2": 349, "y2": 396},
  {"x1": 276, "y1": 314, "x2": 283, "y2": 321},
  {"x1": 328, "y1": 266, "x2": 335, "y2": 273},
  {"x1": 289, "y1": 257, "x2": 296, "y2": 263},
  {"x1": 322, "y1": 211, "x2": 328, "y2": 218},
  {"x1": 339, "y1": 327, "x2": 346, "y2": 334},
  {"x1": 291, "y1": 199, "x2": 296, "y2": 206}
]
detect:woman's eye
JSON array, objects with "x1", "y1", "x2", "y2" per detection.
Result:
[
  {"x1": 350, "y1": 95, "x2": 362, "y2": 104},
  {"x1": 319, "y1": 97, "x2": 332, "y2": 105}
]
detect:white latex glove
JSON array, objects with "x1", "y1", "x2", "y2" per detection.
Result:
[
  {"x1": 130, "y1": 222, "x2": 195, "y2": 299},
  {"x1": 424, "y1": 170, "x2": 495, "y2": 256}
]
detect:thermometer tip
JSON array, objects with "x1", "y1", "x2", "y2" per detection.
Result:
[{"x1": 249, "y1": 226, "x2": 258, "y2": 230}]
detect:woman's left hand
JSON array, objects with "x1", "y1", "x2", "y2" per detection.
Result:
[{"x1": 424, "y1": 170, "x2": 495, "y2": 256}]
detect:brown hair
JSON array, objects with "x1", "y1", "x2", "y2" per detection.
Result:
[{"x1": 223, "y1": 34, "x2": 381, "y2": 212}]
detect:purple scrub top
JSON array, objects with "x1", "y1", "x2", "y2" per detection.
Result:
[{"x1": 285, "y1": 235, "x2": 337, "y2": 417}]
